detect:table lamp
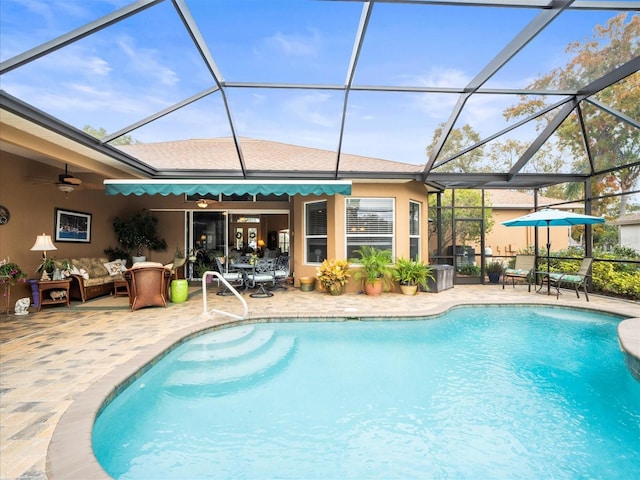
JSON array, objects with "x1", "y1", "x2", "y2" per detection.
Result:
[{"x1": 30, "y1": 233, "x2": 57, "y2": 281}]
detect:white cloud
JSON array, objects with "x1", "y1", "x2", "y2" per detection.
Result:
[
  {"x1": 116, "y1": 35, "x2": 179, "y2": 86},
  {"x1": 283, "y1": 92, "x2": 337, "y2": 128},
  {"x1": 265, "y1": 29, "x2": 321, "y2": 57}
]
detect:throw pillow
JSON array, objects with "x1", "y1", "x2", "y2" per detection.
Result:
[{"x1": 104, "y1": 260, "x2": 126, "y2": 276}]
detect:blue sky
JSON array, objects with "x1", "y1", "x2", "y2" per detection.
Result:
[{"x1": 0, "y1": 0, "x2": 635, "y2": 167}]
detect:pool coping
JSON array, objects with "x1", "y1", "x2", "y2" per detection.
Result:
[{"x1": 46, "y1": 301, "x2": 637, "y2": 479}]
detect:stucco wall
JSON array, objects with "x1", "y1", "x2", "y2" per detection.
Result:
[
  {"x1": 292, "y1": 181, "x2": 430, "y2": 294},
  {"x1": 486, "y1": 209, "x2": 571, "y2": 258}
]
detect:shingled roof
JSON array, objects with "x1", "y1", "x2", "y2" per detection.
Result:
[{"x1": 118, "y1": 138, "x2": 424, "y2": 175}]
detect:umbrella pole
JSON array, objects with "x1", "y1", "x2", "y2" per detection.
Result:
[{"x1": 546, "y1": 222, "x2": 551, "y2": 295}]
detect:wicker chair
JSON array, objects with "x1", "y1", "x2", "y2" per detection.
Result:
[{"x1": 124, "y1": 263, "x2": 171, "y2": 311}]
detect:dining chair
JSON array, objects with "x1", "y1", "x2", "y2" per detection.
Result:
[
  {"x1": 273, "y1": 255, "x2": 290, "y2": 290},
  {"x1": 247, "y1": 258, "x2": 276, "y2": 298},
  {"x1": 214, "y1": 257, "x2": 244, "y2": 296}
]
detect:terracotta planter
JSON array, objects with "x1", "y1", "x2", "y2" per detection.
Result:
[
  {"x1": 364, "y1": 279, "x2": 383, "y2": 296},
  {"x1": 400, "y1": 284, "x2": 418, "y2": 296}
]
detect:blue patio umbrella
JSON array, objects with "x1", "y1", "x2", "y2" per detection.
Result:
[{"x1": 502, "y1": 208, "x2": 605, "y2": 294}]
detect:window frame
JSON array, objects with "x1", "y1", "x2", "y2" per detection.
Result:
[
  {"x1": 409, "y1": 200, "x2": 421, "y2": 261},
  {"x1": 304, "y1": 200, "x2": 328, "y2": 265},
  {"x1": 345, "y1": 197, "x2": 395, "y2": 262}
]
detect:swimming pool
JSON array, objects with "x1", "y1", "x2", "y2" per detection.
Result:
[{"x1": 93, "y1": 306, "x2": 640, "y2": 479}]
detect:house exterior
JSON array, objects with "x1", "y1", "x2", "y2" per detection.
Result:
[
  {"x1": 484, "y1": 190, "x2": 582, "y2": 258},
  {"x1": 1, "y1": 137, "x2": 589, "y2": 305},
  {"x1": 614, "y1": 213, "x2": 640, "y2": 252},
  {"x1": 0, "y1": 139, "x2": 431, "y2": 302}
]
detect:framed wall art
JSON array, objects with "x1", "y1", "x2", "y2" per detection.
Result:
[{"x1": 54, "y1": 208, "x2": 92, "y2": 243}]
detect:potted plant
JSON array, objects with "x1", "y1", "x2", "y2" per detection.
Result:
[
  {"x1": 0, "y1": 260, "x2": 27, "y2": 287},
  {"x1": 316, "y1": 258, "x2": 350, "y2": 295},
  {"x1": 112, "y1": 209, "x2": 167, "y2": 263},
  {"x1": 103, "y1": 246, "x2": 131, "y2": 263},
  {"x1": 392, "y1": 257, "x2": 434, "y2": 295},
  {"x1": 351, "y1": 246, "x2": 393, "y2": 296},
  {"x1": 35, "y1": 256, "x2": 57, "y2": 280},
  {"x1": 486, "y1": 260, "x2": 504, "y2": 284},
  {"x1": 0, "y1": 260, "x2": 27, "y2": 313}
]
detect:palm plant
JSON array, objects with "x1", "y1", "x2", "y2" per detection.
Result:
[
  {"x1": 351, "y1": 246, "x2": 394, "y2": 294},
  {"x1": 392, "y1": 257, "x2": 434, "y2": 290}
]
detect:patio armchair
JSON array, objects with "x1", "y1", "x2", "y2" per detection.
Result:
[
  {"x1": 214, "y1": 257, "x2": 244, "y2": 296},
  {"x1": 273, "y1": 255, "x2": 290, "y2": 290},
  {"x1": 547, "y1": 257, "x2": 593, "y2": 301},
  {"x1": 247, "y1": 258, "x2": 276, "y2": 298},
  {"x1": 502, "y1": 255, "x2": 535, "y2": 291},
  {"x1": 124, "y1": 262, "x2": 171, "y2": 311}
]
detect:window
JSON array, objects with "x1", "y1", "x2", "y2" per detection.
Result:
[
  {"x1": 346, "y1": 198, "x2": 394, "y2": 260},
  {"x1": 410, "y1": 201, "x2": 421, "y2": 260},
  {"x1": 305, "y1": 201, "x2": 327, "y2": 264},
  {"x1": 279, "y1": 230, "x2": 290, "y2": 254}
]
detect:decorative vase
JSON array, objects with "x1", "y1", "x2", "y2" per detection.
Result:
[
  {"x1": 170, "y1": 279, "x2": 189, "y2": 303},
  {"x1": 328, "y1": 284, "x2": 343, "y2": 296},
  {"x1": 131, "y1": 256, "x2": 146, "y2": 264},
  {"x1": 400, "y1": 284, "x2": 418, "y2": 296}
]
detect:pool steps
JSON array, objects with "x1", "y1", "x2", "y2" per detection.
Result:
[
  {"x1": 189, "y1": 325, "x2": 255, "y2": 347},
  {"x1": 163, "y1": 327, "x2": 296, "y2": 394},
  {"x1": 177, "y1": 330, "x2": 275, "y2": 362}
]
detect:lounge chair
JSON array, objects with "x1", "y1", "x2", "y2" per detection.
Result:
[
  {"x1": 547, "y1": 257, "x2": 593, "y2": 301},
  {"x1": 502, "y1": 255, "x2": 535, "y2": 291}
]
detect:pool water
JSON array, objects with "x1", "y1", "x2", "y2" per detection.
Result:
[{"x1": 93, "y1": 306, "x2": 640, "y2": 479}]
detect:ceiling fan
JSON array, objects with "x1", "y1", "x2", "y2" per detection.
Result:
[
  {"x1": 56, "y1": 164, "x2": 82, "y2": 192},
  {"x1": 28, "y1": 164, "x2": 102, "y2": 193}
]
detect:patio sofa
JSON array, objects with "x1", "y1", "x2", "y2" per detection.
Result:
[{"x1": 62, "y1": 257, "x2": 127, "y2": 302}]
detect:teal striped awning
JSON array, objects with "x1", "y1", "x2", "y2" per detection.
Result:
[{"x1": 104, "y1": 179, "x2": 351, "y2": 197}]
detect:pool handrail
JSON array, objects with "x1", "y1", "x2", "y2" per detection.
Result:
[{"x1": 201, "y1": 271, "x2": 248, "y2": 320}]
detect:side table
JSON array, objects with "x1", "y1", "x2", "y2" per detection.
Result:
[
  {"x1": 37, "y1": 279, "x2": 72, "y2": 311},
  {"x1": 113, "y1": 278, "x2": 130, "y2": 298}
]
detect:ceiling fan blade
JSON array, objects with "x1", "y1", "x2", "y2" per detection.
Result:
[{"x1": 59, "y1": 175, "x2": 82, "y2": 185}]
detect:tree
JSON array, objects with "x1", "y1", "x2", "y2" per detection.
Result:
[
  {"x1": 427, "y1": 123, "x2": 485, "y2": 172},
  {"x1": 504, "y1": 13, "x2": 640, "y2": 217},
  {"x1": 83, "y1": 125, "x2": 140, "y2": 145}
]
